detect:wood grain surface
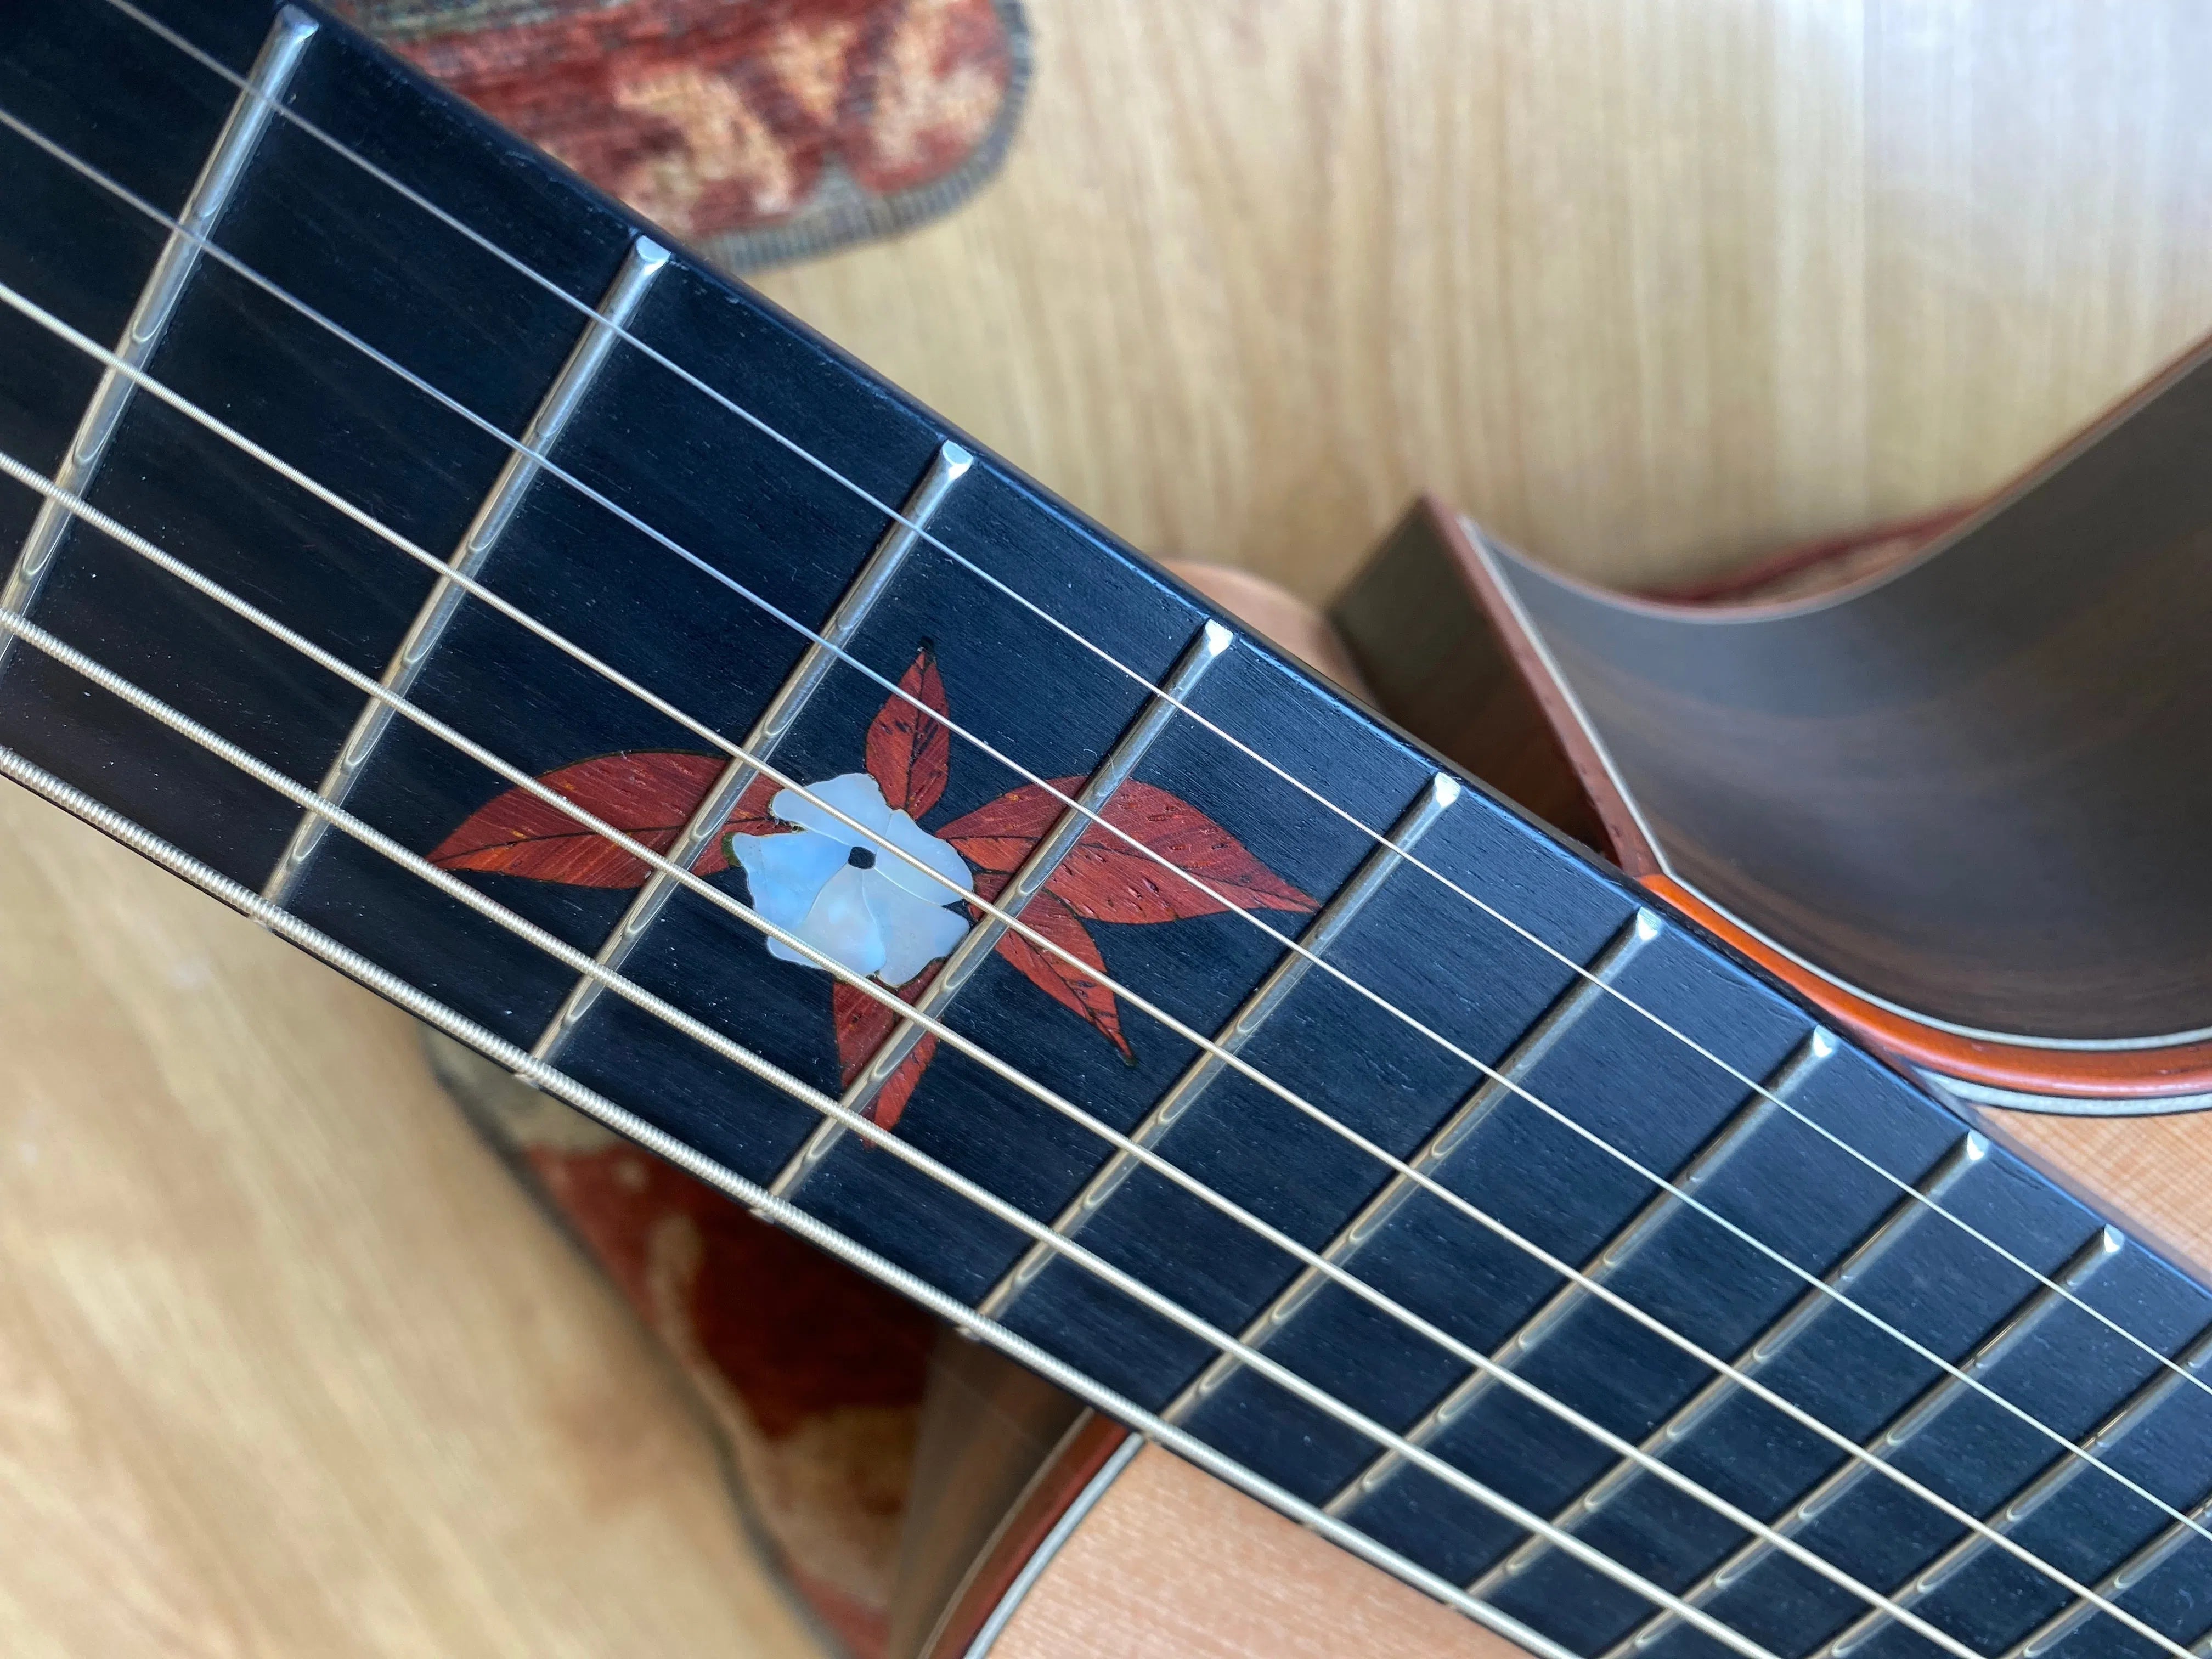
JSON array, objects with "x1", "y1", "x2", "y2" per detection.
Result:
[
  {"x1": 10, "y1": 2, "x2": 2212, "y2": 1653},
  {"x1": 757, "y1": 0, "x2": 2212, "y2": 602},
  {"x1": 0, "y1": 782, "x2": 822, "y2": 1658},
  {"x1": 991, "y1": 1444, "x2": 1515, "y2": 1659}
]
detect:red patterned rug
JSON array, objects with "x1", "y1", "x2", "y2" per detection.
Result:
[
  {"x1": 332, "y1": 0, "x2": 1029, "y2": 272},
  {"x1": 426, "y1": 1031, "x2": 939, "y2": 1658}
]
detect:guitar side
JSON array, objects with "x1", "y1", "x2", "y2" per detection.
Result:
[
  {"x1": 1327, "y1": 499, "x2": 2212, "y2": 1279},
  {"x1": 916, "y1": 515, "x2": 2212, "y2": 1657}
]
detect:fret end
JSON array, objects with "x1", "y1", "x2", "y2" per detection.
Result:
[
  {"x1": 630, "y1": 235, "x2": 672, "y2": 273},
  {"x1": 2099, "y1": 1224, "x2": 2126, "y2": 1255},
  {"x1": 1427, "y1": 772, "x2": 1462, "y2": 810},
  {"x1": 1962, "y1": 1131, "x2": 1991, "y2": 1163},
  {"x1": 936, "y1": 439, "x2": 974, "y2": 479},
  {"x1": 1808, "y1": 1027, "x2": 1838, "y2": 1059},
  {"x1": 272, "y1": 6, "x2": 321, "y2": 50},
  {"x1": 1199, "y1": 618, "x2": 1235, "y2": 658},
  {"x1": 1632, "y1": 909, "x2": 1663, "y2": 943}
]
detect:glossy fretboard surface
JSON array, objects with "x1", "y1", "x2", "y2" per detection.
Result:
[{"x1": 5, "y1": 6, "x2": 2212, "y2": 1658}]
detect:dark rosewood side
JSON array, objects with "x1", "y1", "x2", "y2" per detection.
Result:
[{"x1": 1331, "y1": 462, "x2": 2212, "y2": 1115}]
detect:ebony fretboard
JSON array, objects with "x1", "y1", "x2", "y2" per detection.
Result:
[{"x1": 4, "y1": 6, "x2": 2211, "y2": 1658}]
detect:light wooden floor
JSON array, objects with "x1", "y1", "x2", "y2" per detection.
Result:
[{"x1": 9, "y1": 3, "x2": 2212, "y2": 1654}]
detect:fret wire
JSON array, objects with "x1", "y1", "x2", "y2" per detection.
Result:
[
  {"x1": 0, "y1": 609, "x2": 1855, "y2": 1659},
  {"x1": 15, "y1": 94, "x2": 2209, "y2": 1539},
  {"x1": 1316, "y1": 1021, "x2": 1830, "y2": 1514},
  {"x1": 8, "y1": 162, "x2": 2203, "y2": 1645},
  {"x1": 0, "y1": 744, "x2": 1594, "y2": 1659},
  {"x1": 1602, "y1": 1227, "x2": 2126, "y2": 1659},
  {"x1": 1813, "y1": 1322, "x2": 2212, "y2": 1659},
  {"x1": 1468, "y1": 1131, "x2": 1996, "y2": 1606},
  {"x1": 263, "y1": 230, "x2": 670, "y2": 909},
  {"x1": 2006, "y1": 1479, "x2": 2212, "y2": 1659},
  {"x1": 978, "y1": 770, "x2": 1462, "y2": 1324},
  {"x1": 0, "y1": 460, "x2": 2070, "y2": 1659},
  {"x1": 1175, "y1": 909, "x2": 1667, "y2": 1438},
  {"x1": 768, "y1": 619, "x2": 1233, "y2": 1200},
  {"x1": 97, "y1": 0, "x2": 2212, "y2": 1447},
  {"x1": 0, "y1": 8, "x2": 314, "y2": 685},
  {"x1": 1, "y1": 195, "x2": 2200, "y2": 1621},
  {"x1": 531, "y1": 437, "x2": 972, "y2": 1066}
]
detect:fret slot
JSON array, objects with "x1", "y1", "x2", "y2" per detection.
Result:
[
  {"x1": 529, "y1": 438, "x2": 973, "y2": 1061},
  {"x1": 766, "y1": 618, "x2": 1237, "y2": 1200},
  {"x1": 1453, "y1": 1132, "x2": 1984, "y2": 1615},
  {"x1": 975, "y1": 770, "x2": 1464, "y2": 1325},
  {"x1": 2001, "y1": 1469, "x2": 2212, "y2": 1659},
  {"x1": 1592, "y1": 1224, "x2": 2127, "y2": 1659},
  {"x1": 0, "y1": 7, "x2": 315, "y2": 684},
  {"x1": 261, "y1": 234, "x2": 669, "y2": 907},
  {"x1": 1809, "y1": 1323, "x2": 2212, "y2": 1659},
  {"x1": 1287, "y1": 1020, "x2": 1832, "y2": 1517}
]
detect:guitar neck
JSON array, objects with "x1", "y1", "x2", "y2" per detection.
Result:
[{"x1": 6, "y1": 5, "x2": 2212, "y2": 1657}]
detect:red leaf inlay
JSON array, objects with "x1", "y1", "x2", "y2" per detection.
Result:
[
  {"x1": 866, "y1": 644, "x2": 950, "y2": 818},
  {"x1": 871, "y1": 1035, "x2": 936, "y2": 1131},
  {"x1": 429, "y1": 752, "x2": 731, "y2": 888},
  {"x1": 430, "y1": 755, "x2": 793, "y2": 888},
  {"x1": 986, "y1": 887, "x2": 1133, "y2": 1063},
  {"x1": 940, "y1": 775, "x2": 1082, "y2": 874},
  {"x1": 944, "y1": 778, "x2": 1316, "y2": 923},
  {"x1": 832, "y1": 966, "x2": 940, "y2": 1130},
  {"x1": 1056, "y1": 781, "x2": 1315, "y2": 922}
]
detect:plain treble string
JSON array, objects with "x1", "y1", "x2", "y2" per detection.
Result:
[
  {"x1": 16, "y1": 13, "x2": 2212, "y2": 1575},
  {"x1": 10, "y1": 92, "x2": 2203, "y2": 1576},
  {"x1": 8, "y1": 68, "x2": 2203, "y2": 1610},
  {"x1": 0, "y1": 295, "x2": 2192, "y2": 1659},
  {"x1": 0, "y1": 593, "x2": 1913, "y2": 1659},
  {"x1": 93, "y1": 0, "x2": 2212, "y2": 1436},
  {"x1": 0, "y1": 447, "x2": 2042, "y2": 1659},
  {"x1": 4, "y1": 266, "x2": 2202, "y2": 1646}
]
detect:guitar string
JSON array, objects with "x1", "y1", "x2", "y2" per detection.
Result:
[
  {"x1": 39, "y1": 19, "x2": 2212, "y2": 1654},
  {"x1": 11, "y1": 84, "x2": 2204, "y2": 1584},
  {"x1": 9, "y1": 97, "x2": 2209, "y2": 1584},
  {"x1": 0, "y1": 307, "x2": 2195, "y2": 1659},
  {"x1": 0, "y1": 742, "x2": 1628, "y2": 1659},
  {"x1": 0, "y1": 601, "x2": 1957, "y2": 1659},
  {"x1": 98, "y1": 0, "x2": 2212, "y2": 1434},
  {"x1": 35, "y1": 22, "x2": 2212, "y2": 1575},
  {"x1": 0, "y1": 449, "x2": 2063, "y2": 1659},
  {"x1": 26, "y1": 0, "x2": 2212, "y2": 1610},
  {"x1": 7, "y1": 220, "x2": 2207, "y2": 1633}
]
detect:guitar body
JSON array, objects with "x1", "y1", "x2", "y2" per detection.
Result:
[
  {"x1": 1327, "y1": 496, "x2": 2212, "y2": 1272},
  {"x1": 7, "y1": 6, "x2": 2212, "y2": 1659},
  {"x1": 900, "y1": 543, "x2": 2212, "y2": 1656}
]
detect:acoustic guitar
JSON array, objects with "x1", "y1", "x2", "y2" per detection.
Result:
[{"x1": 5, "y1": 4, "x2": 2211, "y2": 1657}]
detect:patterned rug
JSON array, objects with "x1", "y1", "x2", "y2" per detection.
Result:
[
  {"x1": 426, "y1": 1030, "x2": 938, "y2": 1658},
  {"x1": 331, "y1": 0, "x2": 1030, "y2": 272},
  {"x1": 341, "y1": 8, "x2": 1026, "y2": 1652}
]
